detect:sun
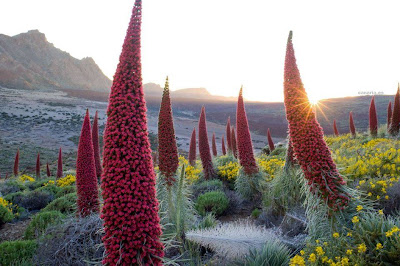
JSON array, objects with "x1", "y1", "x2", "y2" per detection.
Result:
[{"x1": 308, "y1": 94, "x2": 321, "y2": 106}]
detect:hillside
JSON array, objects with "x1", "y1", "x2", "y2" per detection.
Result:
[{"x1": 0, "y1": 30, "x2": 111, "y2": 91}]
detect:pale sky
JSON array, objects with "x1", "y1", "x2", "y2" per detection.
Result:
[{"x1": 1, "y1": 0, "x2": 400, "y2": 102}]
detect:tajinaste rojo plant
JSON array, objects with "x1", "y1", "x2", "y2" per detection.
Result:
[
  {"x1": 57, "y1": 148, "x2": 63, "y2": 179},
  {"x1": 333, "y1": 119, "x2": 339, "y2": 136},
  {"x1": 212, "y1": 132, "x2": 217, "y2": 157},
  {"x1": 76, "y1": 110, "x2": 100, "y2": 217},
  {"x1": 267, "y1": 128, "x2": 275, "y2": 152},
  {"x1": 13, "y1": 149, "x2": 19, "y2": 176},
  {"x1": 221, "y1": 135, "x2": 227, "y2": 155},
  {"x1": 369, "y1": 96, "x2": 378, "y2": 137},
  {"x1": 92, "y1": 110, "x2": 102, "y2": 180},
  {"x1": 198, "y1": 106, "x2": 216, "y2": 180},
  {"x1": 46, "y1": 162, "x2": 51, "y2": 177},
  {"x1": 389, "y1": 85, "x2": 400, "y2": 136},
  {"x1": 36, "y1": 152, "x2": 41, "y2": 179},
  {"x1": 158, "y1": 77, "x2": 179, "y2": 186},
  {"x1": 235, "y1": 88, "x2": 262, "y2": 199},
  {"x1": 101, "y1": 0, "x2": 164, "y2": 264},
  {"x1": 188, "y1": 127, "x2": 197, "y2": 166},
  {"x1": 349, "y1": 111, "x2": 356, "y2": 137},
  {"x1": 283, "y1": 31, "x2": 349, "y2": 211}
]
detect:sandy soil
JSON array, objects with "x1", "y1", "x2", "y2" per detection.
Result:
[{"x1": 0, "y1": 87, "x2": 282, "y2": 155}]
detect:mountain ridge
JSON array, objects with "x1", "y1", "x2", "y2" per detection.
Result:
[{"x1": 0, "y1": 30, "x2": 112, "y2": 91}]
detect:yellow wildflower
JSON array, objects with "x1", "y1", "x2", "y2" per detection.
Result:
[{"x1": 357, "y1": 243, "x2": 367, "y2": 253}]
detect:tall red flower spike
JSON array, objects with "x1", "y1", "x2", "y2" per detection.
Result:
[
  {"x1": 36, "y1": 153, "x2": 41, "y2": 179},
  {"x1": 389, "y1": 86, "x2": 400, "y2": 136},
  {"x1": 158, "y1": 77, "x2": 179, "y2": 185},
  {"x1": 101, "y1": 1, "x2": 164, "y2": 264},
  {"x1": 57, "y1": 148, "x2": 63, "y2": 179},
  {"x1": 284, "y1": 31, "x2": 349, "y2": 211},
  {"x1": 236, "y1": 88, "x2": 258, "y2": 174},
  {"x1": 226, "y1": 117, "x2": 232, "y2": 152},
  {"x1": 92, "y1": 110, "x2": 102, "y2": 180},
  {"x1": 198, "y1": 106, "x2": 215, "y2": 180},
  {"x1": 212, "y1": 132, "x2": 217, "y2": 157},
  {"x1": 231, "y1": 127, "x2": 238, "y2": 159},
  {"x1": 13, "y1": 149, "x2": 19, "y2": 176},
  {"x1": 369, "y1": 96, "x2": 378, "y2": 137},
  {"x1": 267, "y1": 128, "x2": 275, "y2": 152},
  {"x1": 46, "y1": 162, "x2": 51, "y2": 177},
  {"x1": 221, "y1": 135, "x2": 227, "y2": 155},
  {"x1": 349, "y1": 112, "x2": 356, "y2": 136},
  {"x1": 387, "y1": 101, "x2": 392, "y2": 130},
  {"x1": 188, "y1": 127, "x2": 197, "y2": 166},
  {"x1": 76, "y1": 110, "x2": 100, "y2": 217},
  {"x1": 333, "y1": 119, "x2": 339, "y2": 136}
]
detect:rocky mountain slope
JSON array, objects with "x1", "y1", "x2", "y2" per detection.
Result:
[{"x1": 0, "y1": 30, "x2": 111, "y2": 91}]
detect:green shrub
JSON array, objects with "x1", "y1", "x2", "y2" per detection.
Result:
[
  {"x1": 214, "y1": 154, "x2": 237, "y2": 168},
  {"x1": 0, "y1": 204, "x2": 15, "y2": 226},
  {"x1": 5, "y1": 190, "x2": 54, "y2": 211},
  {"x1": 0, "y1": 240, "x2": 37, "y2": 265},
  {"x1": 196, "y1": 213, "x2": 217, "y2": 230},
  {"x1": 192, "y1": 179, "x2": 223, "y2": 199},
  {"x1": 54, "y1": 185, "x2": 76, "y2": 198},
  {"x1": 195, "y1": 191, "x2": 229, "y2": 216},
  {"x1": 0, "y1": 180, "x2": 26, "y2": 195},
  {"x1": 41, "y1": 193, "x2": 77, "y2": 214},
  {"x1": 26, "y1": 178, "x2": 53, "y2": 190},
  {"x1": 235, "y1": 168, "x2": 264, "y2": 200},
  {"x1": 24, "y1": 211, "x2": 65, "y2": 239},
  {"x1": 34, "y1": 184, "x2": 59, "y2": 195},
  {"x1": 234, "y1": 240, "x2": 291, "y2": 266},
  {"x1": 251, "y1": 208, "x2": 262, "y2": 219}
]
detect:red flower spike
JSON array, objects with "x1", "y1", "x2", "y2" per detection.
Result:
[
  {"x1": 387, "y1": 101, "x2": 392, "y2": 130},
  {"x1": 231, "y1": 127, "x2": 238, "y2": 159},
  {"x1": 46, "y1": 162, "x2": 51, "y2": 177},
  {"x1": 92, "y1": 110, "x2": 102, "y2": 180},
  {"x1": 236, "y1": 88, "x2": 258, "y2": 174},
  {"x1": 36, "y1": 152, "x2": 41, "y2": 179},
  {"x1": 369, "y1": 96, "x2": 378, "y2": 137},
  {"x1": 221, "y1": 135, "x2": 226, "y2": 155},
  {"x1": 198, "y1": 106, "x2": 215, "y2": 180},
  {"x1": 349, "y1": 112, "x2": 356, "y2": 136},
  {"x1": 389, "y1": 85, "x2": 400, "y2": 136},
  {"x1": 283, "y1": 31, "x2": 349, "y2": 211},
  {"x1": 212, "y1": 132, "x2": 217, "y2": 157},
  {"x1": 333, "y1": 119, "x2": 339, "y2": 136},
  {"x1": 76, "y1": 110, "x2": 100, "y2": 217},
  {"x1": 267, "y1": 128, "x2": 275, "y2": 152},
  {"x1": 158, "y1": 77, "x2": 179, "y2": 185},
  {"x1": 226, "y1": 117, "x2": 232, "y2": 152},
  {"x1": 101, "y1": 1, "x2": 164, "y2": 264},
  {"x1": 57, "y1": 148, "x2": 63, "y2": 179},
  {"x1": 188, "y1": 127, "x2": 197, "y2": 166},
  {"x1": 13, "y1": 149, "x2": 19, "y2": 176}
]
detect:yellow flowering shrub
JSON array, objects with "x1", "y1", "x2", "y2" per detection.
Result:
[
  {"x1": 357, "y1": 176, "x2": 399, "y2": 202},
  {"x1": 257, "y1": 155, "x2": 284, "y2": 181},
  {"x1": 326, "y1": 135, "x2": 400, "y2": 179},
  {"x1": 57, "y1": 175, "x2": 76, "y2": 187},
  {"x1": 18, "y1": 175, "x2": 35, "y2": 182},
  {"x1": 0, "y1": 197, "x2": 13, "y2": 213},
  {"x1": 179, "y1": 156, "x2": 201, "y2": 183},
  {"x1": 217, "y1": 161, "x2": 239, "y2": 181},
  {"x1": 294, "y1": 212, "x2": 400, "y2": 265}
]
